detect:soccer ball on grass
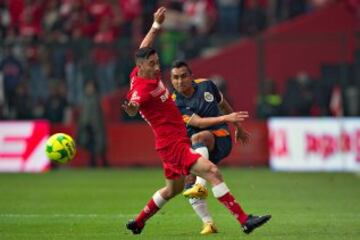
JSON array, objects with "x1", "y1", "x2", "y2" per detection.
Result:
[{"x1": 46, "y1": 133, "x2": 76, "y2": 163}]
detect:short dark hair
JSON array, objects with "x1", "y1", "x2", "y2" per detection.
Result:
[
  {"x1": 171, "y1": 60, "x2": 192, "y2": 74},
  {"x1": 135, "y1": 47, "x2": 157, "y2": 61}
]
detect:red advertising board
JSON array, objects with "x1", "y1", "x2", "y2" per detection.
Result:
[{"x1": 52, "y1": 121, "x2": 268, "y2": 168}]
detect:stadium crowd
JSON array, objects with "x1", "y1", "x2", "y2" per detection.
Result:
[{"x1": 0, "y1": 0, "x2": 348, "y2": 121}]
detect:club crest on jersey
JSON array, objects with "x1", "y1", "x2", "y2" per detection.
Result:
[
  {"x1": 204, "y1": 92, "x2": 214, "y2": 102},
  {"x1": 131, "y1": 91, "x2": 140, "y2": 101}
]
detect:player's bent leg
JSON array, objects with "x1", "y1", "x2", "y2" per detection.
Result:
[
  {"x1": 184, "y1": 174, "x2": 216, "y2": 234},
  {"x1": 190, "y1": 131, "x2": 215, "y2": 153},
  {"x1": 183, "y1": 146, "x2": 210, "y2": 199},
  {"x1": 190, "y1": 157, "x2": 223, "y2": 186},
  {"x1": 190, "y1": 157, "x2": 271, "y2": 233},
  {"x1": 126, "y1": 177, "x2": 184, "y2": 235},
  {"x1": 184, "y1": 174, "x2": 196, "y2": 189},
  {"x1": 190, "y1": 131, "x2": 215, "y2": 188},
  {"x1": 184, "y1": 131, "x2": 215, "y2": 199},
  {"x1": 159, "y1": 177, "x2": 185, "y2": 200},
  {"x1": 186, "y1": 135, "x2": 219, "y2": 234}
]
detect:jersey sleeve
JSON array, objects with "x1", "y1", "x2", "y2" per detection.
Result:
[
  {"x1": 208, "y1": 80, "x2": 223, "y2": 103},
  {"x1": 127, "y1": 85, "x2": 151, "y2": 106},
  {"x1": 181, "y1": 108, "x2": 195, "y2": 125}
]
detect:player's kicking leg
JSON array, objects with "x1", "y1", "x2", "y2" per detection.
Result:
[
  {"x1": 126, "y1": 177, "x2": 184, "y2": 234},
  {"x1": 183, "y1": 141, "x2": 218, "y2": 234},
  {"x1": 190, "y1": 157, "x2": 271, "y2": 234},
  {"x1": 184, "y1": 174, "x2": 218, "y2": 235},
  {"x1": 183, "y1": 143, "x2": 210, "y2": 199}
]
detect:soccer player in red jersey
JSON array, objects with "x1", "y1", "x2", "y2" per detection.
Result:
[{"x1": 123, "y1": 7, "x2": 271, "y2": 235}]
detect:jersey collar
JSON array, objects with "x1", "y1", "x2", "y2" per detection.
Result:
[{"x1": 131, "y1": 67, "x2": 160, "y2": 83}]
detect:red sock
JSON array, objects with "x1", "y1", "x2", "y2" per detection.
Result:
[
  {"x1": 212, "y1": 183, "x2": 248, "y2": 225},
  {"x1": 218, "y1": 192, "x2": 248, "y2": 225},
  {"x1": 135, "y1": 191, "x2": 166, "y2": 227},
  {"x1": 135, "y1": 199, "x2": 160, "y2": 227}
]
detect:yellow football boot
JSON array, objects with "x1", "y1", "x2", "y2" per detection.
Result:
[
  {"x1": 183, "y1": 183, "x2": 208, "y2": 199},
  {"x1": 200, "y1": 222, "x2": 218, "y2": 235}
]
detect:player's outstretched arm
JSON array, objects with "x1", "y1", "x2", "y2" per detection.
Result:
[
  {"x1": 218, "y1": 98, "x2": 250, "y2": 144},
  {"x1": 139, "y1": 7, "x2": 166, "y2": 49},
  {"x1": 188, "y1": 112, "x2": 249, "y2": 129}
]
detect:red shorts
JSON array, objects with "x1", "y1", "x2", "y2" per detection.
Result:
[{"x1": 157, "y1": 138, "x2": 201, "y2": 179}]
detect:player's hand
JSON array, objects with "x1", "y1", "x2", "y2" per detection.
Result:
[
  {"x1": 121, "y1": 100, "x2": 139, "y2": 116},
  {"x1": 223, "y1": 111, "x2": 249, "y2": 123},
  {"x1": 235, "y1": 127, "x2": 250, "y2": 144},
  {"x1": 154, "y1": 7, "x2": 166, "y2": 24}
]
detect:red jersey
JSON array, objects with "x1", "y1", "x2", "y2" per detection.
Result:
[{"x1": 127, "y1": 67, "x2": 190, "y2": 150}]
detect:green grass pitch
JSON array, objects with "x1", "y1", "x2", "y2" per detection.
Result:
[{"x1": 0, "y1": 168, "x2": 359, "y2": 239}]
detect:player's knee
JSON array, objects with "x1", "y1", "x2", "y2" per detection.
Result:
[
  {"x1": 185, "y1": 175, "x2": 196, "y2": 185},
  {"x1": 207, "y1": 164, "x2": 223, "y2": 181},
  {"x1": 162, "y1": 187, "x2": 182, "y2": 199},
  {"x1": 191, "y1": 132, "x2": 214, "y2": 149},
  {"x1": 191, "y1": 134, "x2": 201, "y2": 144}
]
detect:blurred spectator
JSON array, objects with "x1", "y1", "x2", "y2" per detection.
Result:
[
  {"x1": 65, "y1": 30, "x2": 89, "y2": 106},
  {"x1": 282, "y1": 72, "x2": 314, "y2": 116},
  {"x1": 308, "y1": 0, "x2": 337, "y2": 11},
  {"x1": 43, "y1": 0, "x2": 61, "y2": 33},
  {"x1": 329, "y1": 84, "x2": 343, "y2": 116},
  {"x1": 242, "y1": 0, "x2": 267, "y2": 35},
  {"x1": 43, "y1": 81, "x2": 69, "y2": 123},
  {"x1": 287, "y1": 0, "x2": 307, "y2": 18},
  {"x1": 0, "y1": 66, "x2": 5, "y2": 112},
  {"x1": 8, "y1": 0, "x2": 24, "y2": 30},
  {"x1": 0, "y1": 46, "x2": 23, "y2": 117},
  {"x1": 183, "y1": 0, "x2": 217, "y2": 35},
  {"x1": 3, "y1": 27, "x2": 24, "y2": 61},
  {"x1": 0, "y1": 1, "x2": 10, "y2": 39},
  {"x1": 216, "y1": 0, "x2": 241, "y2": 35},
  {"x1": 77, "y1": 81, "x2": 108, "y2": 167},
  {"x1": 46, "y1": 29, "x2": 68, "y2": 80},
  {"x1": 118, "y1": 0, "x2": 142, "y2": 39},
  {"x1": 0, "y1": 70, "x2": 4, "y2": 118},
  {"x1": 309, "y1": 80, "x2": 327, "y2": 116},
  {"x1": 183, "y1": 0, "x2": 217, "y2": 58},
  {"x1": 13, "y1": 81, "x2": 33, "y2": 119},
  {"x1": 141, "y1": 0, "x2": 159, "y2": 35},
  {"x1": 86, "y1": 0, "x2": 114, "y2": 32},
  {"x1": 92, "y1": 17, "x2": 118, "y2": 95},
  {"x1": 267, "y1": 0, "x2": 285, "y2": 24},
  {"x1": 345, "y1": 84, "x2": 359, "y2": 116},
  {"x1": 159, "y1": 1, "x2": 188, "y2": 67},
  {"x1": 26, "y1": 44, "x2": 48, "y2": 102},
  {"x1": 256, "y1": 79, "x2": 282, "y2": 118},
  {"x1": 19, "y1": 0, "x2": 45, "y2": 41}
]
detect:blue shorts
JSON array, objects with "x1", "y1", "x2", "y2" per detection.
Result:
[{"x1": 209, "y1": 135, "x2": 232, "y2": 164}]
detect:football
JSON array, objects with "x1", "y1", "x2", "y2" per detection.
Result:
[{"x1": 45, "y1": 133, "x2": 76, "y2": 164}]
